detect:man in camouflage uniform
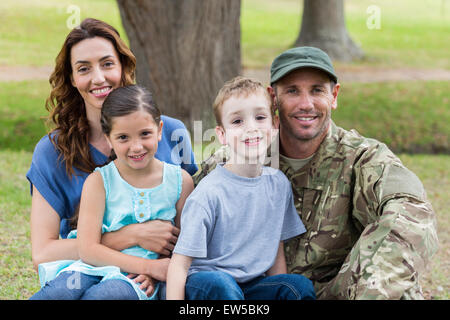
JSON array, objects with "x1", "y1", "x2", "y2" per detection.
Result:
[{"x1": 193, "y1": 47, "x2": 439, "y2": 299}]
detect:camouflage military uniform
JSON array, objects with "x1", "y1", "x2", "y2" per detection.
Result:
[{"x1": 193, "y1": 121, "x2": 439, "y2": 300}]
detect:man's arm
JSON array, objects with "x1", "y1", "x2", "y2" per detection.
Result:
[
  {"x1": 349, "y1": 159, "x2": 439, "y2": 299},
  {"x1": 192, "y1": 145, "x2": 228, "y2": 186},
  {"x1": 350, "y1": 196, "x2": 438, "y2": 299}
]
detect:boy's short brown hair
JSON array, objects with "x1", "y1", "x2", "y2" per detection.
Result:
[{"x1": 213, "y1": 76, "x2": 272, "y2": 126}]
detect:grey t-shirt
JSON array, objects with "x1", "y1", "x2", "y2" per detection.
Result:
[{"x1": 174, "y1": 164, "x2": 306, "y2": 283}]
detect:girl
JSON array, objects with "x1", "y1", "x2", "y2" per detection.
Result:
[
  {"x1": 30, "y1": 85, "x2": 194, "y2": 300},
  {"x1": 26, "y1": 18, "x2": 197, "y2": 299}
]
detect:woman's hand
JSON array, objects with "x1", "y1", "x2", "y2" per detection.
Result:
[
  {"x1": 101, "y1": 219, "x2": 179, "y2": 255},
  {"x1": 136, "y1": 220, "x2": 180, "y2": 255},
  {"x1": 127, "y1": 273, "x2": 156, "y2": 297}
]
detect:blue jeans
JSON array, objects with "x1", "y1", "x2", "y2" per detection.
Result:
[
  {"x1": 29, "y1": 271, "x2": 139, "y2": 300},
  {"x1": 184, "y1": 271, "x2": 316, "y2": 300}
]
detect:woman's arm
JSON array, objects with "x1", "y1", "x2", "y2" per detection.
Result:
[
  {"x1": 77, "y1": 172, "x2": 169, "y2": 281},
  {"x1": 100, "y1": 219, "x2": 179, "y2": 255},
  {"x1": 30, "y1": 186, "x2": 79, "y2": 270},
  {"x1": 266, "y1": 242, "x2": 288, "y2": 276},
  {"x1": 166, "y1": 253, "x2": 193, "y2": 300}
]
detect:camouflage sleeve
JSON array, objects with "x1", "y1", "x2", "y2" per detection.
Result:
[
  {"x1": 192, "y1": 145, "x2": 229, "y2": 186},
  {"x1": 349, "y1": 156, "x2": 439, "y2": 299}
]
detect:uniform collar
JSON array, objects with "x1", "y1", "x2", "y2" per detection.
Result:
[{"x1": 279, "y1": 121, "x2": 342, "y2": 190}]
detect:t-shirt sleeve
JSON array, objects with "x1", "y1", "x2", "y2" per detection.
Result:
[
  {"x1": 280, "y1": 179, "x2": 306, "y2": 241},
  {"x1": 26, "y1": 136, "x2": 67, "y2": 219},
  {"x1": 173, "y1": 198, "x2": 213, "y2": 258}
]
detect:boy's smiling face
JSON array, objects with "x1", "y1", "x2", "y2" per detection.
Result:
[{"x1": 215, "y1": 91, "x2": 275, "y2": 165}]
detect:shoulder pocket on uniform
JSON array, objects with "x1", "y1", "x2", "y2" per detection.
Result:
[{"x1": 380, "y1": 163, "x2": 424, "y2": 201}]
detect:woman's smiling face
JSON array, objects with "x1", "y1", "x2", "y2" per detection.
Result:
[{"x1": 70, "y1": 36, "x2": 122, "y2": 113}]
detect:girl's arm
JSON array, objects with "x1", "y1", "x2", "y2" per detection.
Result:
[
  {"x1": 166, "y1": 170, "x2": 194, "y2": 299},
  {"x1": 77, "y1": 172, "x2": 168, "y2": 281},
  {"x1": 29, "y1": 184, "x2": 177, "y2": 271},
  {"x1": 30, "y1": 186, "x2": 79, "y2": 270},
  {"x1": 166, "y1": 253, "x2": 193, "y2": 300},
  {"x1": 101, "y1": 169, "x2": 193, "y2": 253},
  {"x1": 266, "y1": 242, "x2": 288, "y2": 276},
  {"x1": 175, "y1": 169, "x2": 194, "y2": 228}
]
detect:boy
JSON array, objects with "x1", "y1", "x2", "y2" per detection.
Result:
[{"x1": 166, "y1": 77, "x2": 315, "y2": 300}]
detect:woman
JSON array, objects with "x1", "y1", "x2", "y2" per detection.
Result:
[{"x1": 26, "y1": 18, "x2": 197, "y2": 298}]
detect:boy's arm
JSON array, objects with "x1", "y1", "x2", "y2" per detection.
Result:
[
  {"x1": 166, "y1": 253, "x2": 193, "y2": 300},
  {"x1": 266, "y1": 242, "x2": 287, "y2": 276}
]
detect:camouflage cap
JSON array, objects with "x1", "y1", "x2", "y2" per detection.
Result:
[{"x1": 270, "y1": 46, "x2": 338, "y2": 85}]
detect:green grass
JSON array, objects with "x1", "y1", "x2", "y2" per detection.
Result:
[
  {"x1": 335, "y1": 80, "x2": 450, "y2": 154},
  {"x1": 0, "y1": 0, "x2": 448, "y2": 300},
  {"x1": 0, "y1": 81, "x2": 50, "y2": 151},
  {"x1": 241, "y1": 0, "x2": 301, "y2": 69},
  {"x1": 399, "y1": 154, "x2": 450, "y2": 299},
  {"x1": 1, "y1": 151, "x2": 447, "y2": 299},
  {"x1": 242, "y1": 0, "x2": 450, "y2": 69},
  {"x1": 1, "y1": 0, "x2": 449, "y2": 69},
  {"x1": 0, "y1": 0, "x2": 127, "y2": 66},
  {"x1": 3, "y1": 80, "x2": 448, "y2": 155},
  {"x1": 0, "y1": 151, "x2": 38, "y2": 299}
]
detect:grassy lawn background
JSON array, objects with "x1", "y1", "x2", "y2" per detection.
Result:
[
  {"x1": 2, "y1": 79, "x2": 448, "y2": 155},
  {"x1": 242, "y1": 0, "x2": 450, "y2": 69},
  {"x1": 1, "y1": 0, "x2": 449, "y2": 69},
  {"x1": 1, "y1": 151, "x2": 448, "y2": 299},
  {"x1": 0, "y1": 0, "x2": 448, "y2": 299}
]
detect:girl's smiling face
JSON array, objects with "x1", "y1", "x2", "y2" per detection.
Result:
[
  {"x1": 70, "y1": 36, "x2": 122, "y2": 114},
  {"x1": 106, "y1": 109, "x2": 162, "y2": 172}
]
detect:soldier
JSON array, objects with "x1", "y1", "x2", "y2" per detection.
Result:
[{"x1": 194, "y1": 47, "x2": 439, "y2": 299}]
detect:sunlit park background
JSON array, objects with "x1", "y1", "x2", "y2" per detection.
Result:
[{"x1": 0, "y1": 0, "x2": 448, "y2": 299}]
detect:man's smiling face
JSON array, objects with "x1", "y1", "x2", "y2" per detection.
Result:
[{"x1": 273, "y1": 67, "x2": 339, "y2": 144}]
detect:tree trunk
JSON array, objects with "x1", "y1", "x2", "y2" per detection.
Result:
[
  {"x1": 116, "y1": 0, "x2": 241, "y2": 132},
  {"x1": 294, "y1": 0, "x2": 363, "y2": 62}
]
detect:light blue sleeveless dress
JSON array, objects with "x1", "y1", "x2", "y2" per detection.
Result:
[{"x1": 36, "y1": 161, "x2": 182, "y2": 300}]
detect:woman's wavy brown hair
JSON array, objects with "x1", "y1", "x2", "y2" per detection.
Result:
[{"x1": 46, "y1": 18, "x2": 136, "y2": 177}]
